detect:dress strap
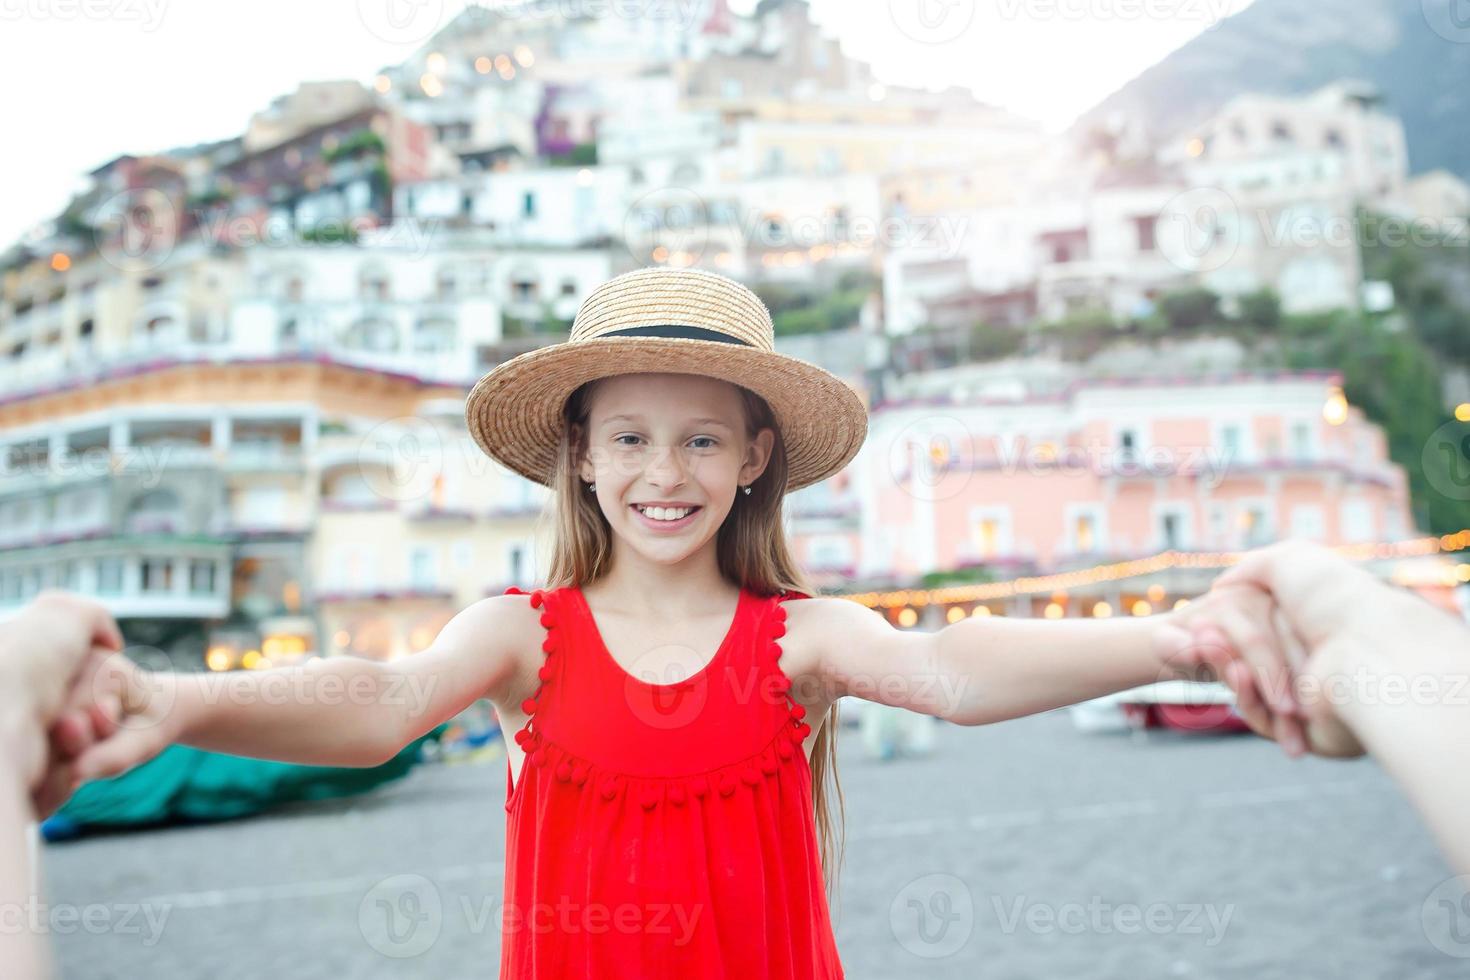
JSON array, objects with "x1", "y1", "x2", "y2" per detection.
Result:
[
  {"x1": 501, "y1": 586, "x2": 564, "y2": 772},
  {"x1": 767, "y1": 590, "x2": 814, "y2": 754}
]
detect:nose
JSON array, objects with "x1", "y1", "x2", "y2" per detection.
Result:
[{"x1": 643, "y1": 443, "x2": 689, "y2": 491}]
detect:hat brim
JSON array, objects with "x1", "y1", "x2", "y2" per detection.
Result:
[{"x1": 464, "y1": 336, "x2": 869, "y2": 492}]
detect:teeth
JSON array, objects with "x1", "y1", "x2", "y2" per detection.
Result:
[{"x1": 637, "y1": 505, "x2": 694, "y2": 521}]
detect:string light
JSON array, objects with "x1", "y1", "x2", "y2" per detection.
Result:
[{"x1": 841, "y1": 529, "x2": 1470, "y2": 612}]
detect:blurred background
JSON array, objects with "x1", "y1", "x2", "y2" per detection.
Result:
[{"x1": 5, "y1": 0, "x2": 1470, "y2": 976}]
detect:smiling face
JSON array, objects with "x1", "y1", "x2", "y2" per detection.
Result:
[{"x1": 576, "y1": 373, "x2": 774, "y2": 566}]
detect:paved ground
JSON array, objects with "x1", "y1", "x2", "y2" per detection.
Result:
[{"x1": 38, "y1": 709, "x2": 1468, "y2": 979}]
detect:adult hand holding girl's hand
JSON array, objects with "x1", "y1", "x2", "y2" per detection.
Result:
[
  {"x1": 1152, "y1": 574, "x2": 1322, "y2": 758},
  {"x1": 0, "y1": 591, "x2": 129, "y2": 817}
]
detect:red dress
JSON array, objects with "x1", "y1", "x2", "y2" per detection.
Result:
[{"x1": 499, "y1": 583, "x2": 844, "y2": 979}]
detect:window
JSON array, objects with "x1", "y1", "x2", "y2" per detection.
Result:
[
  {"x1": 969, "y1": 507, "x2": 1013, "y2": 559},
  {"x1": 358, "y1": 266, "x2": 391, "y2": 301},
  {"x1": 1066, "y1": 504, "x2": 1106, "y2": 555},
  {"x1": 435, "y1": 267, "x2": 457, "y2": 300},
  {"x1": 1289, "y1": 505, "x2": 1326, "y2": 541},
  {"x1": 142, "y1": 558, "x2": 173, "y2": 593},
  {"x1": 413, "y1": 318, "x2": 456, "y2": 353},
  {"x1": 410, "y1": 548, "x2": 437, "y2": 589},
  {"x1": 1161, "y1": 513, "x2": 1182, "y2": 549},
  {"x1": 1075, "y1": 514, "x2": 1096, "y2": 553},
  {"x1": 522, "y1": 191, "x2": 536, "y2": 218},
  {"x1": 96, "y1": 557, "x2": 124, "y2": 595},
  {"x1": 344, "y1": 318, "x2": 399, "y2": 352},
  {"x1": 1133, "y1": 216, "x2": 1157, "y2": 253},
  {"x1": 1220, "y1": 424, "x2": 1242, "y2": 459},
  {"x1": 508, "y1": 544, "x2": 525, "y2": 585},
  {"x1": 1290, "y1": 421, "x2": 1313, "y2": 460},
  {"x1": 1340, "y1": 500, "x2": 1373, "y2": 542},
  {"x1": 189, "y1": 559, "x2": 216, "y2": 595},
  {"x1": 1118, "y1": 429, "x2": 1138, "y2": 462},
  {"x1": 559, "y1": 279, "x2": 576, "y2": 297},
  {"x1": 1239, "y1": 504, "x2": 1272, "y2": 547}
]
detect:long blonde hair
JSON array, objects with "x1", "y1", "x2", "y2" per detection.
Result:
[{"x1": 537, "y1": 375, "x2": 847, "y2": 900}]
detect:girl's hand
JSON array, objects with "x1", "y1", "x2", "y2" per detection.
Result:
[
  {"x1": 67, "y1": 653, "x2": 181, "y2": 785},
  {"x1": 1190, "y1": 619, "x2": 1365, "y2": 759}
]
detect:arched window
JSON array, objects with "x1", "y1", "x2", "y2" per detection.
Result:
[{"x1": 343, "y1": 318, "x2": 399, "y2": 352}]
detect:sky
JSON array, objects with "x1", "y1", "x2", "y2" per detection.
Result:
[{"x1": 0, "y1": 0, "x2": 1255, "y2": 249}]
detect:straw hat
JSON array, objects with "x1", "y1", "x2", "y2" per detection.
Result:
[{"x1": 464, "y1": 266, "x2": 868, "y2": 492}]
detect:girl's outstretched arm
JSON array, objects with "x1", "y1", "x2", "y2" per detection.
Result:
[
  {"x1": 796, "y1": 588, "x2": 1300, "y2": 732},
  {"x1": 74, "y1": 594, "x2": 533, "y2": 779}
]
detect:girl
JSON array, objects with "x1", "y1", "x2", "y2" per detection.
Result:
[{"x1": 70, "y1": 267, "x2": 1302, "y2": 979}]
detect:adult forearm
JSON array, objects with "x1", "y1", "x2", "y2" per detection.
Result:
[
  {"x1": 937, "y1": 614, "x2": 1164, "y2": 725},
  {"x1": 1328, "y1": 597, "x2": 1470, "y2": 873},
  {"x1": 0, "y1": 773, "x2": 51, "y2": 980},
  {"x1": 166, "y1": 655, "x2": 407, "y2": 767}
]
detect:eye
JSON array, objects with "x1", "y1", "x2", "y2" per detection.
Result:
[
  {"x1": 613, "y1": 435, "x2": 643, "y2": 447},
  {"x1": 689, "y1": 436, "x2": 718, "y2": 450}
]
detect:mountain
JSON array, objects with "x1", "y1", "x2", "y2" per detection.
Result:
[{"x1": 1072, "y1": 0, "x2": 1470, "y2": 180}]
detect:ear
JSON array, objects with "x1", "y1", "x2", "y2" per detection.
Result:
[
  {"x1": 740, "y1": 426, "x2": 775, "y2": 485},
  {"x1": 570, "y1": 423, "x2": 595, "y2": 483}
]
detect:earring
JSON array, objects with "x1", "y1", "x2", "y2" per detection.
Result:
[
  {"x1": 741, "y1": 484, "x2": 752, "y2": 496},
  {"x1": 587, "y1": 482, "x2": 596, "y2": 492}
]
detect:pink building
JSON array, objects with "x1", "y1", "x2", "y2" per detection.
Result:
[{"x1": 789, "y1": 371, "x2": 1414, "y2": 608}]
